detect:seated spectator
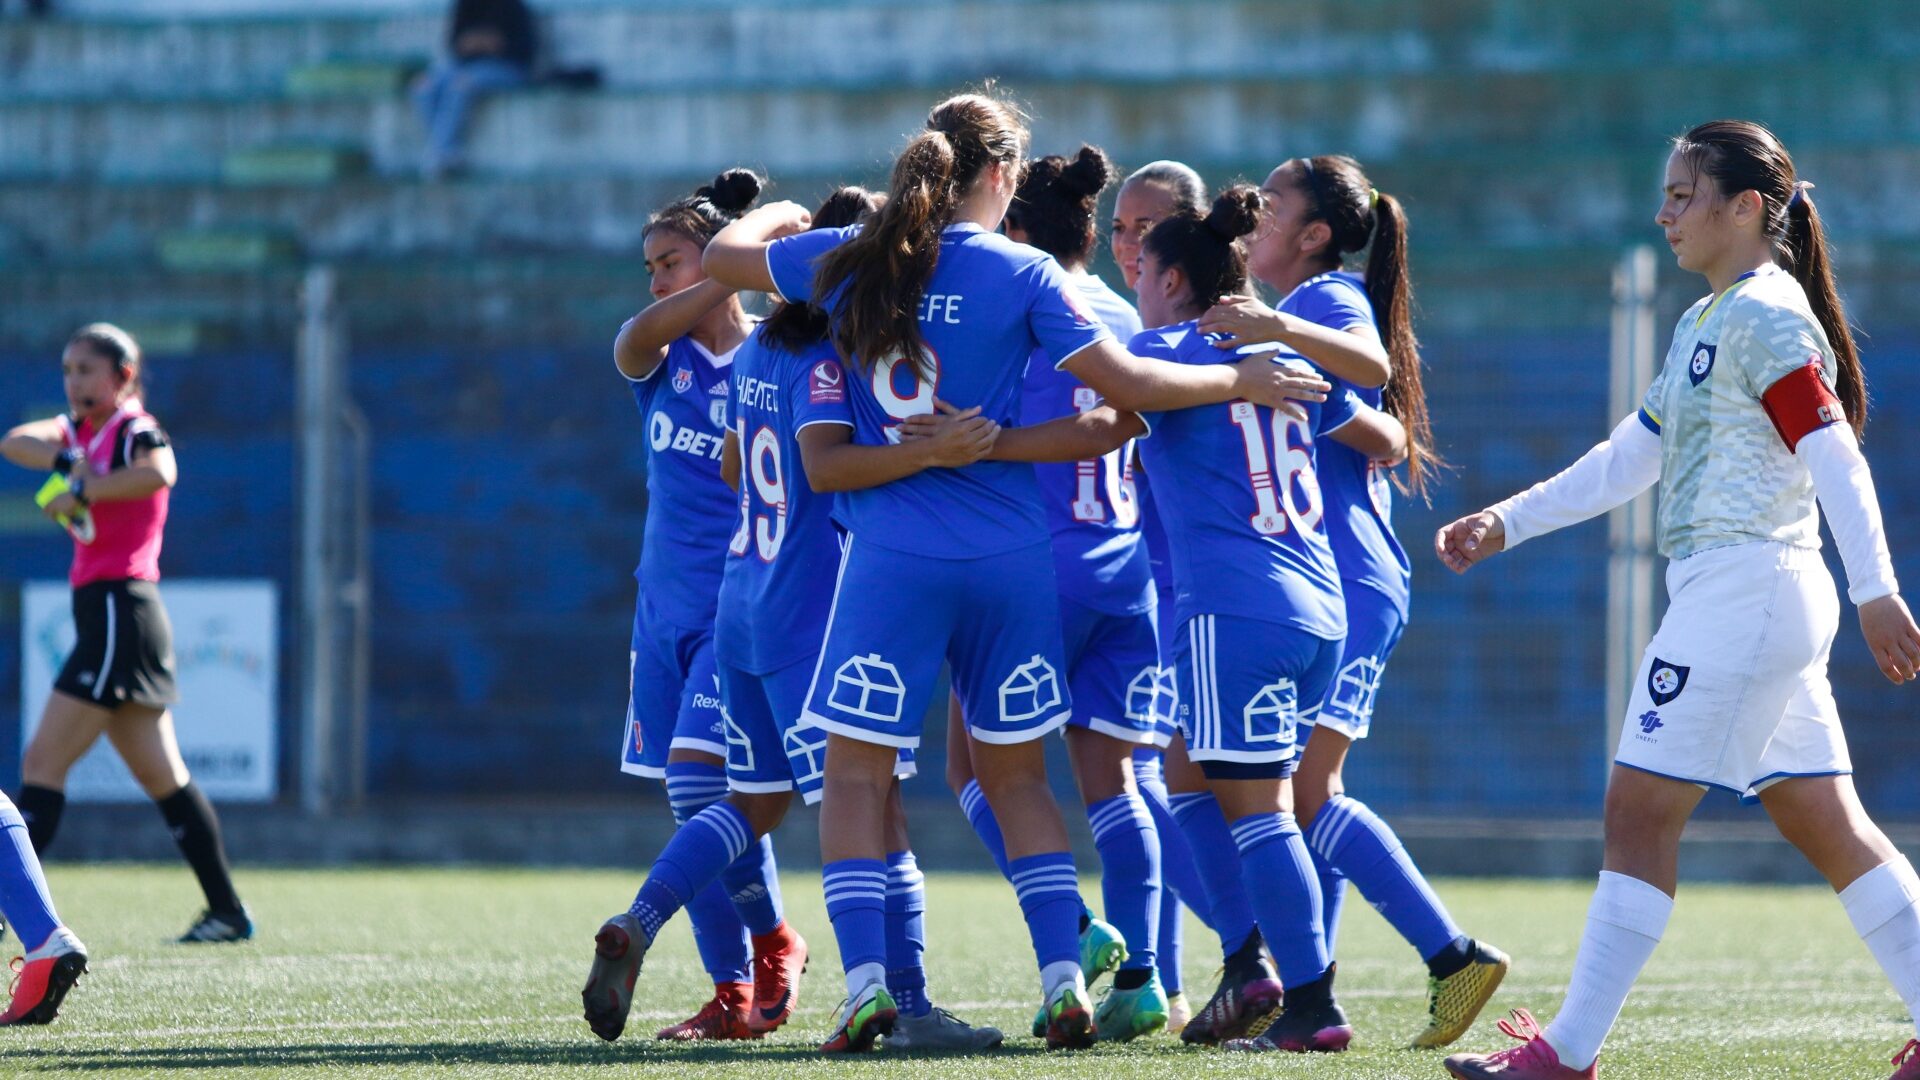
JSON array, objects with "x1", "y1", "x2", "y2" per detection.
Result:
[{"x1": 411, "y1": 0, "x2": 538, "y2": 179}]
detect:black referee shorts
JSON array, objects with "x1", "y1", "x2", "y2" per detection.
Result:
[{"x1": 53, "y1": 579, "x2": 179, "y2": 709}]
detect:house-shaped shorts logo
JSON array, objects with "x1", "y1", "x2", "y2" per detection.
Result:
[
  {"x1": 998, "y1": 655, "x2": 1063, "y2": 725},
  {"x1": 829, "y1": 653, "x2": 907, "y2": 723},
  {"x1": 1244, "y1": 679, "x2": 1298, "y2": 745}
]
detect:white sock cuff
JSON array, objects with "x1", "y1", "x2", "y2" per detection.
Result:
[
  {"x1": 844, "y1": 961, "x2": 887, "y2": 1000},
  {"x1": 1592, "y1": 871, "x2": 1674, "y2": 940},
  {"x1": 1841, "y1": 857, "x2": 1920, "y2": 937},
  {"x1": 1040, "y1": 959, "x2": 1083, "y2": 999}
]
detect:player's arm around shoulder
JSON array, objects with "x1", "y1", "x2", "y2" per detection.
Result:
[
  {"x1": 1326, "y1": 401, "x2": 1407, "y2": 465},
  {"x1": 981, "y1": 405, "x2": 1147, "y2": 464},
  {"x1": 795, "y1": 400, "x2": 997, "y2": 494}
]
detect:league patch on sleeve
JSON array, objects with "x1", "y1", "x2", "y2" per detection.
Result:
[
  {"x1": 810, "y1": 359, "x2": 846, "y2": 404},
  {"x1": 1648, "y1": 659, "x2": 1690, "y2": 706}
]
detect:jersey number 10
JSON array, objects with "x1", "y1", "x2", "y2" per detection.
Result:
[{"x1": 1229, "y1": 402, "x2": 1323, "y2": 536}]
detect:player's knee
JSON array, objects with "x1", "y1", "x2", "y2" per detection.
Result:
[{"x1": 729, "y1": 791, "x2": 788, "y2": 838}]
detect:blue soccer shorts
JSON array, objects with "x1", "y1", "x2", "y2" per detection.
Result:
[
  {"x1": 1304, "y1": 583, "x2": 1406, "y2": 742},
  {"x1": 621, "y1": 591, "x2": 726, "y2": 779},
  {"x1": 800, "y1": 537, "x2": 1071, "y2": 749},
  {"x1": 1173, "y1": 613, "x2": 1340, "y2": 776},
  {"x1": 1059, "y1": 595, "x2": 1162, "y2": 745},
  {"x1": 720, "y1": 656, "x2": 914, "y2": 805}
]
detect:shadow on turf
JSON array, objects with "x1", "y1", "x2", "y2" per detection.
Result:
[{"x1": 0, "y1": 1039, "x2": 1070, "y2": 1069}]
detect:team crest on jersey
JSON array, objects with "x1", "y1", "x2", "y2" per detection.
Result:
[
  {"x1": 811, "y1": 360, "x2": 846, "y2": 404},
  {"x1": 1687, "y1": 342, "x2": 1716, "y2": 387},
  {"x1": 1648, "y1": 659, "x2": 1689, "y2": 706},
  {"x1": 672, "y1": 367, "x2": 694, "y2": 393}
]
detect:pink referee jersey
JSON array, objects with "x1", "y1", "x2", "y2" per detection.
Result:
[{"x1": 56, "y1": 400, "x2": 169, "y2": 587}]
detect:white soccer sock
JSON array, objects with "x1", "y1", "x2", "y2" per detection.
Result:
[
  {"x1": 843, "y1": 961, "x2": 887, "y2": 1003},
  {"x1": 1543, "y1": 871, "x2": 1674, "y2": 1070},
  {"x1": 1040, "y1": 959, "x2": 1083, "y2": 1001},
  {"x1": 1840, "y1": 857, "x2": 1920, "y2": 1038}
]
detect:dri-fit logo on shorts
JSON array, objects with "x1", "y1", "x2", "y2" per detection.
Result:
[
  {"x1": 1244, "y1": 680, "x2": 1299, "y2": 745},
  {"x1": 1639, "y1": 710, "x2": 1665, "y2": 735},
  {"x1": 1648, "y1": 659, "x2": 1690, "y2": 705},
  {"x1": 829, "y1": 653, "x2": 907, "y2": 723},
  {"x1": 999, "y1": 656, "x2": 1063, "y2": 725}
]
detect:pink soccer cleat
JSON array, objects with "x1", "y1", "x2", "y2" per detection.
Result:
[
  {"x1": 1889, "y1": 1039, "x2": 1920, "y2": 1080},
  {"x1": 1442, "y1": 1009, "x2": 1597, "y2": 1079}
]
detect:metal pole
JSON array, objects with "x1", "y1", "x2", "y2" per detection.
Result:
[
  {"x1": 1605, "y1": 246, "x2": 1659, "y2": 771},
  {"x1": 296, "y1": 264, "x2": 339, "y2": 814}
]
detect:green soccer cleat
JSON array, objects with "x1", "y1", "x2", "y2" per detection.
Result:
[
  {"x1": 1080, "y1": 914, "x2": 1128, "y2": 987},
  {"x1": 1093, "y1": 972, "x2": 1170, "y2": 1042},
  {"x1": 1041, "y1": 980, "x2": 1095, "y2": 1050},
  {"x1": 1414, "y1": 939, "x2": 1511, "y2": 1049},
  {"x1": 820, "y1": 984, "x2": 896, "y2": 1054}
]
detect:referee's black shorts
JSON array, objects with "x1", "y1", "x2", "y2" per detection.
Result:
[{"x1": 53, "y1": 579, "x2": 179, "y2": 709}]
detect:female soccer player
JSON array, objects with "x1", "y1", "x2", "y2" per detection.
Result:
[
  {"x1": 704, "y1": 90, "x2": 1326, "y2": 1051},
  {"x1": 1436, "y1": 121, "x2": 1920, "y2": 1080},
  {"x1": 942, "y1": 144, "x2": 1172, "y2": 1042},
  {"x1": 1108, "y1": 159, "x2": 1286, "y2": 1045},
  {"x1": 1, "y1": 323, "x2": 249, "y2": 945},
  {"x1": 610, "y1": 170, "x2": 802, "y2": 1041},
  {"x1": 1199, "y1": 155, "x2": 1509, "y2": 1049},
  {"x1": 585, "y1": 188, "x2": 1004, "y2": 1053}
]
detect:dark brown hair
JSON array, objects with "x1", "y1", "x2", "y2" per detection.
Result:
[
  {"x1": 1673, "y1": 119, "x2": 1865, "y2": 437},
  {"x1": 1004, "y1": 144, "x2": 1113, "y2": 264},
  {"x1": 759, "y1": 187, "x2": 884, "y2": 354},
  {"x1": 642, "y1": 168, "x2": 763, "y2": 248},
  {"x1": 67, "y1": 322, "x2": 143, "y2": 401},
  {"x1": 812, "y1": 92, "x2": 1028, "y2": 373},
  {"x1": 1140, "y1": 184, "x2": 1263, "y2": 310}
]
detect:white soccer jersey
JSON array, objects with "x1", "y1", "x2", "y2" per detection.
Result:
[{"x1": 1641, "y1": 264, "x2": 1839, "y2": 560}]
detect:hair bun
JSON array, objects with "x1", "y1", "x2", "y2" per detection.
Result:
[
  {"x1": 701, "y1": 168, "x2": 763, "y2": 214},
  {"x1": 1060, "y1": 145, "x2": 1114, "y2": 197},
  {"x1": 1205, "y1": 185, "x2": 1263, "y2": 241}
]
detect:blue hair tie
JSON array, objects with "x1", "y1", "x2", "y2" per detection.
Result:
[{"x1": 1788, "y1": 180, "x2": 1815, "y2": 208}]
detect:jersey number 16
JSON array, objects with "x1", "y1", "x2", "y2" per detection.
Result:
[{"x1": 1229, "y1": 402, "x2": 1322, "y2": 536}]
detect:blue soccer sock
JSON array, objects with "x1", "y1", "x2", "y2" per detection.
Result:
[
  {"x1": 664, "y1": 760, "x2": 784, "y2": 938},
  {"x1": 0, "y1": 795, "x2": 60, "y2": 952},
  {"x1": 884, "y1": 850, "x2": 931, "y2": 1018},
  {"x1": 1229, "y1": 812, "x2": 1329, "y2": 991},
  {"x1": 660, "y1": 766, "x2": 750, "y2": 984},
  {"x1": 1307, "y1": 795, "x2": 1465, "y2": 964},
  {"x1": 957, "y1": 779, "x2": 1012, "y2": 879},
  {"x1": 1135, "y1": 756, "x2": 1216, "y2": 932},
  {"x1": 1009, "y1": 852, "x2": 1084, "y2": 995},
  {"x1": 628, "y1": 800, "x2": 752, "y2": 942},
  {"x1": 1313, "y1": 849, "x2": 1350, "y2": 958},
  {"x1": 1168, "y1": 790, "x2": 1259, "y2": 959},
  {"x1": 1088, "y1": 793, "x2": 1160, "y2": 976},
  {"x1": 823, "y1": 859, "x2": 889, "y2": 998}
]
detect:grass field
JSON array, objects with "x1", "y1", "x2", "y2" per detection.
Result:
[{"x1": 0, "y1": 864, "x2": 1911, "y2": 1079}]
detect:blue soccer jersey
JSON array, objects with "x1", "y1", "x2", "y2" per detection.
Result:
[
  {"x1": 626, "y1": 334, "x2": 740, "y2": 628},
  {"x1": 714, "y1": 329, "x2": 854, "y2": 675},
  {"x1": 1131, "y1": 320, "x2": 1359, "y2": 640},
  {"x1": 1278, "y1": 272, "x2": 1412, "y2": 616},
  {"x1": 1020, "y1": 271, "x2": 1152, "y2": 616},
  {"x1": 767, "y1": 222, "x2": 1114, "y2": 559}
]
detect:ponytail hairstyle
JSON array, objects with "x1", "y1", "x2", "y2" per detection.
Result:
[
  {"x1": 759, "y1": 187, "x2": 885, "y2": 354},
  {"x1": 1123, "y1": 160, "x2": 1206, "y2": 214},
  {"x1": 1283, "y1": 154, "x2": 1440, "y2": 496},
  {"x1": 1672, "y1": 119, "x2": 1865, "y2": 437},
  {"x1": 1005, "y1": 144, "x2": 1114, "y2": 264},
  {"x1": 68, "y1": 322, "x2": 143, "y2": 402},
  {"x1": 813, "y1": 91, "x2": 1028, "y2": 374},
  {"x1": 1140, "y1": 184, "x2": 1263, "y2": 312},
  {"x1": 642, "y1": 168, "x2": 764, "y2": 248}
]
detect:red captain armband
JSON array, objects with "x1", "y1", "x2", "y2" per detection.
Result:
[{"x1": 1761, "y1": 360, "x2": 1845, "y2": 452}]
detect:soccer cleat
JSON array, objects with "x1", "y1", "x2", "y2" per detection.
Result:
[
  {"x1": 581, "y1": 913, "x2": 648, "y2": 1041},
  {"x1": 1165, "y1": 990, "x2": 1192, "y2": 1034},
  {"x1": 1890, "y1": 1039, "x2": 1920, "y2": 1080},
  {"x1": 1413, "y1": 939, "x2": 1511, "y2": 1049},
  {"x1": 1093, "y1": 972, "x2": 1170, "y2": 1042},
  {"x1": 1180, "y1": 937, "x2": 1283, "y2": 1044},
  {"x1": 819, "y1": 983, "x2": 896, "y2": 1053},
  {"x1": 656, "y1": 981, "x2": 755, "y2": 1041},
  {"x1": 1223, "y1": 963, "x2": 1351, "y2": 1053},
  {"x1": 1041, "y1": 981, "x2": 1095, "y2": 1049},
  {"x1": 1080, "y1": 914, "x2": 1128, "y2": 987},
  {"x1": 747, "y1": 923, "x2": 807, "y2": 1035},
  {"x1": 884, "y1": 1005, "x2": 1004, "y2": 1052},
  {"x1": 1443, "y1": 1008, "x2": 1598, "y2": 1079},
  {"x1": 0, "y1": 929, "x2": 86, "y2": 1026},
  {"x1": 177, "y1": 907, "x2": 253, "y2": 944}
]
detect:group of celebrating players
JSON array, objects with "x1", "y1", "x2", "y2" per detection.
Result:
[{"x1": 574, "y1": 89, "x2": 1920, "y2": 1080}]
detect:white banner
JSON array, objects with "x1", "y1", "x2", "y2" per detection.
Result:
[{"x1": 20, "y1": 580, "x2": 280, "y2": 803}]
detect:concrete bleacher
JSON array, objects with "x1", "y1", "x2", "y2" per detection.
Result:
[{"x1": 2, "y1": 0, "x2": 1919, "y2": 819}]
